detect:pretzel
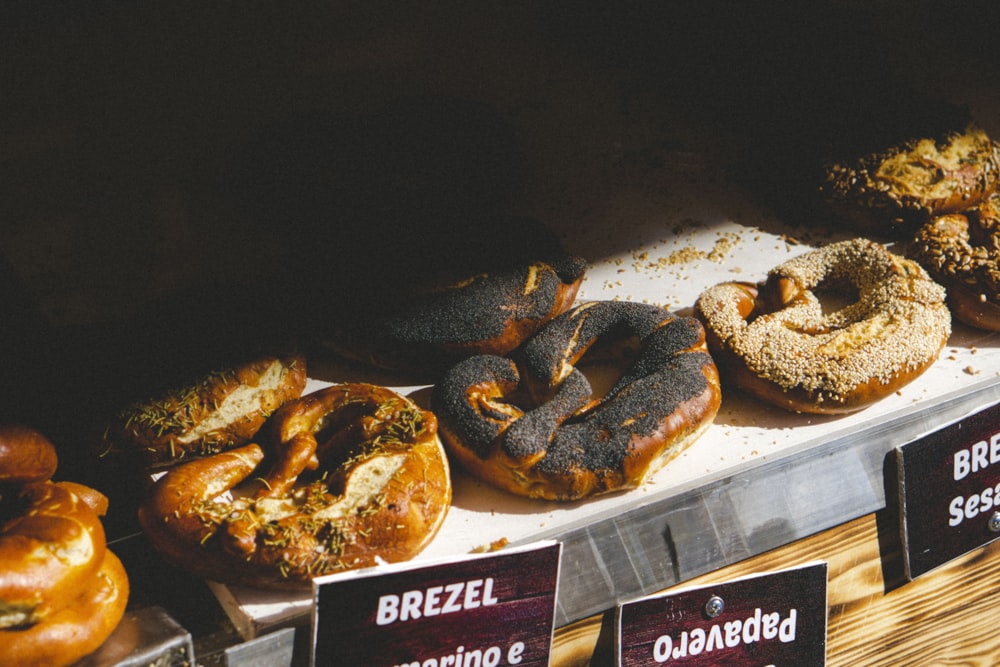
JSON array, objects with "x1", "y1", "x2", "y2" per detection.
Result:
[
  {"x1": 433, "y1": 301, "x2": 721, "y2": 501},
  {"x1": 912, "y1": 194, "x2": 1000, "y2": 331},
  {"x1": 0, "y1": 481, "x2": 107, "y2": 629},
  {"x1": 695, "y1": 238, "x2": 951, "y2": 414},
  {"x1": 320, "y1": 216, "x2": 587, "y2": 376},
  {"x1": 0, "y1": 426, "x2": 127, "y2": 666},
  {"x1": 100, "y1": 354, "x2": 307, "y2": 472},
  {"x1": 138, "y1": 384, "x2": 451, "y2": 588},
  {"x1": 2, "y1": 550, "x2": 129, "y2": 667},
  {"x1": 0, "y1": 424, "x2": 58, "y2": 485},
  {"x1": 822, "y1": 125, "x2": 1000, "y2": 233}
]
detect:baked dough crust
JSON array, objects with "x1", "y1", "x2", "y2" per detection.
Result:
[
  {"x1": 696, "y1": 239, "x2": 951, "y2": 413},
  {"x1": 100, "y1": 354, "x2": 307, "y2": 472},
  {"x1": 822, "y1": 125, "x2": 1000, "y2": 233},
  {"x1": 433, "y1": 301, "x2": 721, "y2": 500},
  {"x1": 138, "y1": 384, "x2": 451, "y2": 588}
]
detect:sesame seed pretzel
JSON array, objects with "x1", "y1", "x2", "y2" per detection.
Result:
[
  {"x1": 138, "y1": 383, "x2": 451, "y2": 588},
  {"x1": 913, "y1": 194, "x2": 1000, "y2": 331},
  {"x1": 695, "y1": 238, "x2": 951, "y2": 414}
]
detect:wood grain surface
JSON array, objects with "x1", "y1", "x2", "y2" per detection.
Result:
[{"x1": 551, "y1": 511, "x2": 1000, "y2": 666}]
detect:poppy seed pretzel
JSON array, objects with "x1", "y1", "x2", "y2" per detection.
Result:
[
  {"x1": 321, "y1": 216, "x2": 587, "y2": 376},
  {"x1": 433, "y1": 301, "x2": 721, "y2": 501}
]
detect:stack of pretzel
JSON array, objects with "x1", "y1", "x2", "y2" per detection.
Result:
[{"x1": 0, "y1": 425, "x2": 128, "y2": 667}]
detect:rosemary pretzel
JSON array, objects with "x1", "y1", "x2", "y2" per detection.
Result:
[
  {"x1": 433, "y1": 301, "x2": 721, "y2": 501},
  {"x1": 912, "y1": 194, "x2": 1000, "y2": 331},
  {"x1": 100, "y1": 354, "x2": 307, "y2": 472},
  {"x1": 138, "y1": 383, "x2": 451, "y2": 588},
  {"x1": 695, "y1": 238, "x2": 951, "y2": 414}
]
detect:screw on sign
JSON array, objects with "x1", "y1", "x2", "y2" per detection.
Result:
[{"x1": 617, "y1": 563, "x2": 828, "y2": 666}]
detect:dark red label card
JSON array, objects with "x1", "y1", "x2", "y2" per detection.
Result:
[
  {"x1": 897, "y1": 401, "x2": 1000, "y2": 579},
  {"x1": 310, "y1": 541, "x2": 561, "y2": 667},
  {"x1": 616, "y1": 562, "x2": 828, "y2": 666}
]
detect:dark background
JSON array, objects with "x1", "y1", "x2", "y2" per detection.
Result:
[{"x1": 2, "y1": 0, "x2": 998, "y2": 461}]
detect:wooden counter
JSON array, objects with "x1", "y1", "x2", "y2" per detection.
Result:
[{"x1": 551, "y1": 512, "x2": 1000, "y2": 666}]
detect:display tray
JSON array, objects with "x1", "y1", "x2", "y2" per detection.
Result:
[{"x1": 208, "y1": 180, "x2": 1000, "y2": 636}]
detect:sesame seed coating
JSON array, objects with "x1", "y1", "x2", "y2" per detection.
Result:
[{"x1": 696, "y1": 238, "x2": 951, "y2": 408}]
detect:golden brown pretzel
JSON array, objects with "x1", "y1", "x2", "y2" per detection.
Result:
[
  {"x1": 2, "y1": 550, "x2": 129, "y2": 667},
  {"x1": 0, "y1": 424, "x2": 58, "y2": 485},
  {"x1": 912, "y1": 194, "x2": 1000, "y2": 331},
  {"x1": 821, "y1": 125, "x2": 1000, "y2": 233},
  {"x1": 432, "y1": 301, "x2": 721, "y2": 501},
  {"x1": 0, "y1": 426, "x2": 127, "y2": 666},
  {"x1": 138, "y1": 383, "x2": 451, "y2": 588},
  {"x1": 0, "y1": 481, "x2": 108, "y2": 629},
  {"x1": 822, "y1": 125, "x2": 1000, "y2": 233},
  {"x1": 695, "y1": 238, "x2": 951, "y2": 414},
  {"x1": 100, "y1": 354, "x2": 307, "y2": 472},
  {"x1": 55, "y1": 480, "x2": 110, "y2": 517}
]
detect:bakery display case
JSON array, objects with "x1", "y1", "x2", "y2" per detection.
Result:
[{"x1": 3, "y1": 3, "x2": 999, "y2": 665}]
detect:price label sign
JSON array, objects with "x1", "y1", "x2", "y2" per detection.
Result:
[
  {"x1": 310, "y1": 541, "x2": 561, "y2": 667},
  {"x1": 897, "y1": 401, "x2": 1000, "y2": 579},
  {"x1": 616, "y1": 562, "x2": 828, "y2": 666}
]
